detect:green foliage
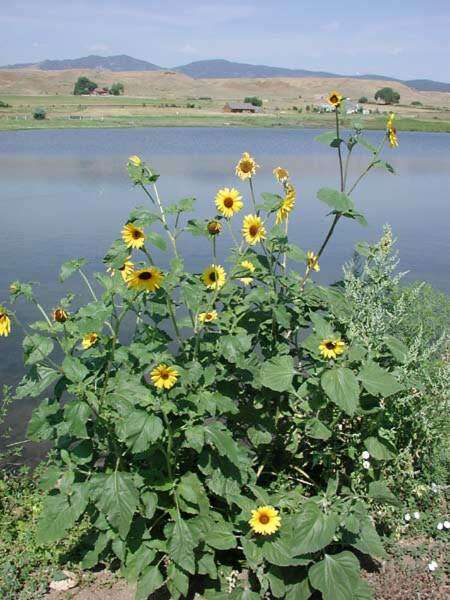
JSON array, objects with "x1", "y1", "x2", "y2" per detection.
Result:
[
  {"x1": 110, "y1": 82, "x2": 125, "y2": 96},
  {"x1": 358, "y1": 96, "x2": 368, "y2": 103},
  {"x1": 411, "y1": 100, "x2": 423, "y2": 106},
  {"x1": 33, "y1": 107, "x2": 46, "y2": 120},
  {"x1": 2, "y1": 109, "x2": 448, "y2": 599},
  {"x1": 375, "y1": 87, "x2": 400, "y2": 104},
  {"x1": 73, "y1": 76, "x2": 98, "y2": 95},
  {"x1": 244, "y1": 96, "x2": 263, "y2": 107},
  {"x1": 0, "y1": 99, "x2": 11, "y2": 108}
]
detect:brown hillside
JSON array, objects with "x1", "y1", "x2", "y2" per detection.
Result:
[{"x1": 1, "y1": 68, "x2": 449, "y2": 107}]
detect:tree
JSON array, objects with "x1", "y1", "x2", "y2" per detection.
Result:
[
  {"x1": 73, "y1": 76, "x2": 98, "y2": 96},
  {"x1": 411, "y1": 100, "x2": 423, "y2": 107},
  {"x1": 374, "y1": 87, "x2": 400, "y2": 104},
  {"x1": 244, "y1": 96, "x2": 263, "y2": 107},
  {"x1": 33, "y1": 107, "x2": 46, "y2": 120},
  {"x1": 110, "y1": 82, "x2": 125, "y2": 96},
  {"x1": 358, "y1": 96, "x2": 368, "y2": 104}
]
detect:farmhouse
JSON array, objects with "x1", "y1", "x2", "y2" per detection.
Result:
[
  {"x1": 223, "y1": 102, "x2": 260, "y2": 113},
  {"x1": 91, "y1": 87, "x2": 109, "y2": 96}
]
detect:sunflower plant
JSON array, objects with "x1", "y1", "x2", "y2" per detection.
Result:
[{"x1": 2, "y1": 101, "x2": 406, "y2": 599}]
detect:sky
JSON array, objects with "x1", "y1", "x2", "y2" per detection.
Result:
[{"x1": 1, "y1": 0, "x2": 449, "y2": 81}]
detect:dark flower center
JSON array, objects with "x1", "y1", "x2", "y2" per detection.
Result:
[
  {"x1": 325, "y1": 341, "x2": 336, "y2": 350},
  {"x1": 259, "y1": 514, "x2": 270, "y2": 524},
  {"x1": 161, "y1": 371, "x2": 169, "y2": 379},
  {"x1": 139, "y1": 271, "x2": 152, "y2": 280},
  {"x1": 133, "y1": 230, "x2": 142, "y2": 239},
  {"x1": 240, "y1": 161, "x2": 252, "y2": 173},
  {"x1": 224, "y1": 197, "x2": 234, "y2": 208},
  {"x1": 209, "y1": 271, "x2": 217, "y2": 282},
  {"x1": 249, "y1": 225, "x2": 259, "y2": 237}
]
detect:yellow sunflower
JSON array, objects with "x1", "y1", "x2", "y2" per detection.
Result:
[
  {"x1": 82, "y1": 332, "x2": 99, "y2": 349},
  {"x1": 128, "y1": 155, "x2": 142, "y2": 166},
  {"x1": 276, "y1": 184, "x2": 296, "y2": 225},
  {"x1": 207, "y1": 220, "x2": 222, "y2": 236},
  {"x1": 52, "y1": 308, "x2": 69, "y2": 323},
  {"x1": 387, "y1": 113, "x2": 398, "y2": 148},
  {"x1": 107, "y1": 258, "x2": 135, "y2": 282},
  {"x1": 242, "y1": 215, "x2": 266, "y2": 245},
  {"x1": 122, "y1": 223, "x2": 146, "y2": 249},
  {"x1": 319, "y1": 338, "x2": 346, "y2": 360},
  {"x1": 328, "y1": 91, "x2": 343, "y2": 107},
  {"x1": 198, "y1": 310, "x2": 218, "y2": 323},
  {"x1": 202, "y1": 265, "x2": 226, "y2": 290},
  {"x1": 241, "y1": 260, "x2": 256, "y2": 273},
  {"x1": 235, "y1": 152, "x2": 259, "y2": 180},
  {"x1": 150, "y1": 364, "x2": 179, "y2": 390},
  {"x1": 307, "y1": 251, "x2": 320, "y2": 272},
  {"x1": 127, "y1": 267, "x2": 164, "y2": 292},
  {"x1": 215, "y1": 188, "x2": 243, "y2": 218},
  {"x1": 249, "y1": 506, "x2": 281, "y2": 536},
  {"x1": 239, "y1": 277, "x2": 253, "y2": 286},
  {"x1": 273, "y1": 166, "x2": 289, "y2": 182},
  {"x1": 0, "y1": 309, "x2": 11, "y2": 337}
]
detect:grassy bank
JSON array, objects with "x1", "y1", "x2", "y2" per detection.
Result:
[{"x1": 1, "y1": 94, "x2": 450, "y2": 132}]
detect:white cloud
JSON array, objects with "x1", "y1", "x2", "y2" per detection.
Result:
[{"x1": 88, "y1": 43, "x2": 111, "y2": 53}]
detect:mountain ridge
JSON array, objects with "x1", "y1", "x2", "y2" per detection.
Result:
[{"x1": 2, "y1": 54, "x2": 449, "y2": 93}]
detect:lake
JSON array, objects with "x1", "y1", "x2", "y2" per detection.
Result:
[{"x1": 1, "y1": 127, "x2": 449, "y2": 458}]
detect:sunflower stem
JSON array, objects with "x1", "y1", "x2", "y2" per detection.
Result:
[
  {"x1": 249, "y1": 178, "x2": 258, "y2": 215},
  {"x1": 34, "y1": 301, "x2": 52, "y2": 327},
  {"x1": 78, "y1": 269, "x2": 98, "y2": 302}
]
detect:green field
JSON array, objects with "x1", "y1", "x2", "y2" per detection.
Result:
[{"x1": 1, "y1": 94, "x2": 450, "y2": 132}]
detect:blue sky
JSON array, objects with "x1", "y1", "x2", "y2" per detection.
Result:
[{"x1": 1, "y1": 0, "x2": 449, "y2": 80}]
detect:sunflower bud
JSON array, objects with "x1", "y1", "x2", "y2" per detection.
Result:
[
  {"x1": 207, "y1": 220, "x2": 222, "y2": 236},
  {"x1": 53, "y1": 308, "x2": 69, "y2": 323}
]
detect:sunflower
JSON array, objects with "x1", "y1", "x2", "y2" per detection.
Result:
[
  {"x1": 215, "y1": 188, "x2": 243, "y2": 218},
  {"x1": 107, "y1": 258, "x2": 135, "y2": 282},
  {"x1": 328, "y1": 91, "x2": 343, "y2": 107},
  {"x1": 235, "y1": 152, "x2": 259, "y2": 180},
  {"x1": 241, "y1": 260, "x2": 256, "y2": 273},
  {"x1": 150, "y1": 364, "x2": 179, "y2": 390},
  {"x1": 207, "y1": 220, "x2": 222, "y2": 236},
  {"x1": 127, "y1": 267, "x2": 164, "y2": 292},
  {"x1": 52, "y1": 308, "x2": 69, "y2": 323},
  {"x1": 319, "y1": 338, "x2": 346, "y2": 360},
  {"x1": 249, "y1": 506, "x2": 281, "y2": 536},
  {"x1": 202, "y1": 265, "x2": 226, "y2": 290},
  {"x1": 273, "y1": 166, "x2": 289, "y2": 182},
  {"x1": 128, "y1": 155, "x2": 142, "y2": 166},
  {"x1": 0, "y1": 308, "x2": 11, "y2": 337},
  {"x1": 276, "y1": 184, "x2": 296, "y2": 225},
  {"x1": 307, "y1": 251, "x2": 320, "y2": 272},
  {"x1": 239, "y1": 277, "x2": 253, "y2": 286},
  {"x1": 387, "y1": 113, "x2": 398, "y2": 148},
  {"x1": 122, "y1": 223, "x2": 146, "y2": 249},
  {"x1": 242, "y1": 215, "x2": 266, "y2": 245},
  {"x1": 82, "y1": 332, "x2": 98, "y2": 349},
  {"x1": 198, "y1": 310, "x2": 218, "y2": 323}
]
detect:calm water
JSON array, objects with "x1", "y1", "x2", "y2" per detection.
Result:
[{"x1": 1, "y1": 127, "x2": 449, "y2": 457}]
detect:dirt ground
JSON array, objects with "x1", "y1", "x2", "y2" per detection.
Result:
[{"x1": 46, "y1": 538, "x2": 448, "y2": 600}]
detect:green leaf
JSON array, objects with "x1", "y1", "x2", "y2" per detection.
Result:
[
  {"x1": 81, "y1": 531, "x2": 110, "y2": 569},
  {"x1": 62, "y1": 356, "x2": 89, "y2": 383},
  {"x1": 291, "y1": 502, "x2": 338, "y2": 555},
  {"x1": 117, "y1": 410, "x2": 163, "y2": 453},
  {"x1": 27, "y1": 398, "x2": 60, "y2": 441},
  {"x1": 184, "y1": 425, "x2": 205, "y2": 453},
  {"x1": 204, "y1": 521, "x2": 236, "y2": 550},
  {"x1": 260, "y1": 192, "x2": 283, "y2": 212},
  {"x1": 286, "y1": 579, "x2": 311, "y2": 600},
  {"x1": 63, "y1": 401, "x2": 91, "y2": 438},
  {"x1": 383, "y1": 335, "x2": 409, "y2": 364},
  {"x1": 314, "y1": 131, "x2": 340, "y2": 146},
  {"x1": 364, "y1": 437, "x2": 395, "y2": 461},
  {"x1": 167, "y1": 516, "x2": 196, "y2": 574},
  {"x1": 135, "y1": 565, "x2": 164, "y2": 600},
  {"x1": 287, "y1": 244, "x2": 307, "y2": 263},
  {"x1": 359, "y1": 362, "x2": 403, "y2": 397},
  {"x1": 267, "y1": 567, "x2": 286, "y2": 598},
  {"x1": 305, "y1": 418, "x2": 332, "y2": 441},
  {"x1": 36, "y1": 490, "x2": 88, "y2": 544},
  {"x1": 23, "y1": 335, "x2": 54, "y2": 365},
  {"x1": 260, "y1": 355, "x2": 295, "y2": 392},
  {"x1": 352, "y1": 522, "x2": 387, "y2": 559},
  {"x1": 308, "y1": 551, "x2": 361, "y2": 600},
  {"x1": 15, "y1": 365, "x2": 60, "y2": 399},
  {"x1": 103, "y1": 239, "x2": 130, "y2": 269},
  {"x1": 95, "y1": 472, "x2": 139, "y2": 539},
  {"x1": 321, "y1": 368, "x2": 360, "y2": 416},
  {"x1": 367, "y1": 480, "x2": 399, "y2": 505},
  {"x1": 204, "y1": 422, "x2": 241, "y2": 466},
  {"x1": 60, "y1": 258, "x2": 86, "y2": 282},
  {"x1": 219, "y1": 333, "x2": 252, "y2": 363},
  {"x1": 317, "y1": 188, "x2": 354, "y2": 212},
  {"x1": 146, "y1": 231, "x2": 167, "y2": 251},
  {"x1": 177, "y1": 473, "x2": 209, "y2": 515},
  {"x1": 309, "y1": 313, "x2": 334, "y2": 338},
  {"x1": 248, "y1": 427, "x2": 272, "y2": 446}
]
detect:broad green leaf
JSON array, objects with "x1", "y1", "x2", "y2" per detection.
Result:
[
  {"x1": 62, "y1": 356, "x2": 89, "y2": 383},
  {"x1": 305, "y1": 418, "x2": 332, "y2": 441},
  {"x1": 36, "y1": 490, "x2": 88, "y2": 544},
  {"x1": 177, "y1": 473, "x2": 209, "y2": 515},
  {"x1": 219, "y1": 333, "x2": 252, "y2": 363},
  {"x1": 287, "y1": 244, "x2": 307, "y2": 263},
  {"x1": 167, "y1": 516, "x2": 196, "y2": 574},
  {"x1": 81, "y1": 531, "x2": 110, "y2": 569},
  {"x1": 352, "y1": 522, "x2": 387, "y2": 559},
  {"x1": 63, "y1": 401, "x2": 91, "y2": 438},
  {"x1": 204, "y1": 422, "x2": 241, "y2": 466},
  {"x1": 359, "y1": 363, "x2": 403, "y2": 397},
  {"x1": 260, "y1": 355, "x2": 295, "y2": 392},
  {"x1": 367, "y1": 480, "x2": 399, "y2": 505},
  {"x1": 241, "y1": 538, "x2": 263, "y2": 569},
  {"x1": 314, "y1": 131, "x2": 340, "y2": 146},
  {"x1": 117, "y1": 410, "x2": 163, "y2": 453},
  {"x1": 308, "y1": 551, "x2": 361, "y2": 600},
  {"x1": 167, "y1": 562, "x2": 189, "y2": 598},
  {"x1": 204, "y1": 521, "x2": 236, "y2": 550},
  {"x1": 60, "y1": 258, "x2": 86, "y2": 282},
  {"x1": 103, "y1": 239, "x2": 130, "y2": 269},
  {"x1": 291, "y1": 502, "x2": 338, "y2": 555},
  {"x1": 286, "y1": 579, "x2": 311, "y2": 600},
  {"x1": 309, "y1": 312, "x2": 334, "y2": 338},
  {"x1": 135, "y1": 565, "x2": 164, "y2": 600},
  {"x1": 364, "y1": 437, "x2": 395, "y2": 460},
  {"x1": 383, "y1": 335, "x2": 409, "y2": 364},
  {"x1": 146, "y1": 231, "x2": 167, "y2": 251},
  {"x1": 27, "y1": 398, "x2": 60, "y2": 441},
  {"x1": 23, "y1": 334, "x2": 54, "y2": 365},
  {"x1": 317, "y1": 188, "x2": 354, "y2": 212},
  {"x1": 184, "y1": 425, "x2": 205, "y2": 453},
  {"x1": 95, "y1": 472, "x2": 139, "y2": 539},
  {"x1": 321, "y1": 368, "x2": 360, "y2": 416},
  {"x1": 122, "y1": 544, "x2": 156, "y2": 583},
  {"x1": 15, "y1": 365, "x2": 60, "y2": 399},
  {"x1": 267, "y1": 567, "x2": 286, "y2": 598},
  {"x1": 248, "y1": 427, "x2": 272, "y2": 446}
]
